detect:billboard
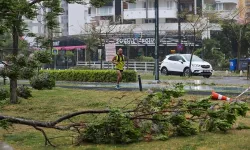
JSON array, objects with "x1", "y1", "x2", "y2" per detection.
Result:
[{"x1": 105, "y1": 43, "x2": 116, "y2": 61}]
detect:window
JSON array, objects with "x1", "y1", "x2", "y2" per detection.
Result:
[
  {"x1": 216, "y1": 3, "x2": 223, "y2": 11},
  {"x1": 128, "y1": 3, "x2": 136, "y2": 9},
  {"x1": 88, "y1": 8, "x2": 91, "y2": 14},
  {"x1": 144, "y1": 19, "x2": 155, "y2": 23},
  {"x1": 166, "y1": 0, "x2": 173, "y2": 9},
  {"x1": 96, "y1": 6, "x2": 113, "y2": 15},
  {"x1": 176, "y1": 56, "x2": 185, "y2": 62},
  {"x1": 183, "y1": 55, "x2": 203, "y2": 61},
  {"x1": 168, "y1": 56, "x2": 178, "y2": 61}
]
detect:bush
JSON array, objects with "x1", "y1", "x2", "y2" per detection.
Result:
[
  {"x1": 70, "y1": 66, "x2": 93, "y2": 70},
  {"x1": 0, "y1": 88, "x2": 9, "y2": 101},
  {"x1": 34, "y1": 51, "x2": 51, "y2": 64},
  {"x1": 20, "y1": 67, "x2": 35, "y2": 79},
  {"x1": 40, "y1": 70, "x2": 137, "y2": 82},
  {"x1": 220, "y1": 60, "x2": 230, "y2": 69},
  {"x1": 30, "y1": 73, "x2": 55, "y2": 90},
  {"x1": 135, "y1": 56, "x2": 154, "y2": 62},
  {"x1": 17, "y1": 85, "x2": 32, "y2": 99}
]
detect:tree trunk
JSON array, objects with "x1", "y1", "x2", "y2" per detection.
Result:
[
  {"x1": 10, "y1": 78, "x2": 18, "y2": 104},
  {"x1": 189, "y1": 28, "x2": 196, "y2": 77},
  {"x1": 11, "y1": 25, "x2": 19, "y2": 103},
  {"x1": 237, "y1": 42, "x2": 241, "y2": 71}
]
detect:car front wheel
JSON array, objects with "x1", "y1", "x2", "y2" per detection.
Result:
[{"x1": 183, "y1": 68, "x2": 190, "y2": 77}]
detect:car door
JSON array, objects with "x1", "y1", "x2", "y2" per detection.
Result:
[
  {"x1": 174, "y1": 55, "x2": 186, "y2": 72},
  {"x1": 167, "y1": 55, "x2": 178, "y2": 72}
]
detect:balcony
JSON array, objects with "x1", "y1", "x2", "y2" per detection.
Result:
[
  {"x1": 204, "y1": 2, "x2": 237, "y2": 19},
  {"x1": 214, "y1": 0, "x2": 237, "y2": 4},
  {"x1": 123, "y1": 7, "x2": 177, "y2": 20}
]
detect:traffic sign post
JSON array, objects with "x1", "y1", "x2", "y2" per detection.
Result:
[
  {"x1": 52, "y1": 49, "x2": 58, "y2": 55},
  {"x1": 177, "y1": 44, "x2": 183, "y2": 51},
  {"x1": 52, "y1": 49, "x2": 58, "y2": 69}
]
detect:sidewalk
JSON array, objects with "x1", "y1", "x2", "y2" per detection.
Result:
[{"x1": 15, "y1": 78, "x2": 249, "y2": 95}]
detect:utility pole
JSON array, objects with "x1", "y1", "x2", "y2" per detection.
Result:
[
  {"x1": 177, "y1": 0, "x2": 181, "y2": 53},
  {"x1": 146, "y1": 0, "x2": 149, "y2": 23},
  {"x1": 154, "y1": 0, "x2": 159, "y2": 81}
]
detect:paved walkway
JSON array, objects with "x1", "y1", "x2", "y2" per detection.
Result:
[{"x1": 0, "y1": 142, "x2": 13, "y2": 150}]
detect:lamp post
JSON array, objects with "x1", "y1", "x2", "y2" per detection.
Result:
[
  {"x1": 177, "y1": 0, "x2": 181, "y2": 52},
  {"x1": 154, "y1": 0, "x2": 159, "y2": 81}
]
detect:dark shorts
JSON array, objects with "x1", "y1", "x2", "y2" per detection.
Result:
[{"x1": 116, "y1": 69, "x2": 123, "y2": 73}]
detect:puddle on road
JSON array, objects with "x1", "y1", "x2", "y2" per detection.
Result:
[{"x1": 184, "y1": 85, "x2": 245, "y2": 92}]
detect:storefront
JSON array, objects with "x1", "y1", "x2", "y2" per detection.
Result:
[
  {"x1": 52, "y1": 36, "x2": 86, "y2": 68},
  {"x1": 51, "y1": 33, "x2": 202, "y2": 65}
]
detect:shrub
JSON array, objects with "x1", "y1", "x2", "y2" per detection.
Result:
[
  {"x1": 135, "y1": 56, "x2": 154, "y2": 62},
  {"x1": 40, "y1": 70, "x2": 137, "y2": 82},
  {"x1": 70, "y1": 66, "x2": 93, "y2": 70},
  {"x1": 0, "y1": 88, "x2": 9, "y2": 101},
  {"x1": 34, "y1": 51, "x2": 52, "y2": 64},
  {"x1": 30, "y1": 73, "x2": 55, "y2": 90},
  {"x1": 20, "y1": 67, "x2": 35, "y2": 79},
  {"x1": 17, "y1": 85, "x2": 32, "y2": 99},
  {"x1": 220, "y1": 60, "x2": 230, "y2": 69}
]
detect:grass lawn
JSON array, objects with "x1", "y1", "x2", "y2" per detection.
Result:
[{"x1": 0, "y1": 88, "x2": 250, "y2": 150}]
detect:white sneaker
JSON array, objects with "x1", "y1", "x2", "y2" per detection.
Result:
[{"x1": 115, "y1": 85, "x2": 120, "y2": 90}]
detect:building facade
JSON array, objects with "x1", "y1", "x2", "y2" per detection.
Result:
[
  {"x1": 24, "y1": 0, "x2": 69, "y2": 37},
  {"x1": 84, "y1": 0, "x2": 237, "y2": 59}
]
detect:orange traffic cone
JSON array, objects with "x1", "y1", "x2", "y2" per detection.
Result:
[{"x1": 211, "y1": 91, "x2": 231, "y2": 101}]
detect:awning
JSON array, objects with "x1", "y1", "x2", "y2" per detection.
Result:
[{"x1": 54, "y1": 45, "x2": 86, "y2": 50}]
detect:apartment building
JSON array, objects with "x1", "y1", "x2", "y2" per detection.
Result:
[
  {"x1": 25, "y1": 0, "x2": 69, "y2": 38},
  {"x1": 238, "y1": 0, "x2": 250, "y2": 23}
]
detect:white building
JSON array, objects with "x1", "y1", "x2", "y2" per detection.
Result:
[
  {"x1": 82, "y1": 0, "x2": 237, "y2": 58},
  {"x1": 24, "y1": 0, "x2": 69, "y2": 37},
  {"x1": 86, "y1": 0, "x2": 237, "y2": 35},
  {"x1": 68, "y1": 3, "x2": 89, "y2": 35}
]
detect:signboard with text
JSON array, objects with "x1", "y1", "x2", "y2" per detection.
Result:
[{"x1": 105, "y1": 43, "x2": 116, "y2": 61}]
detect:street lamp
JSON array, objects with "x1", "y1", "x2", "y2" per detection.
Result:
[{"x1": 154, "y1": 0, "x2": 159, "y2": 81}]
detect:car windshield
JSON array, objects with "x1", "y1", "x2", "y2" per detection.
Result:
[{"x1": 183, "y1": 55, "x2": 203, "y2": 62}]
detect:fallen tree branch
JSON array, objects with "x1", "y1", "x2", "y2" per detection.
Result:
[
  {"x1": 0, "y1": 109, "x2": 134, "y2": 129},
  {"x1": 33, "y1": 126, "x2": 56, "y2": 147}
]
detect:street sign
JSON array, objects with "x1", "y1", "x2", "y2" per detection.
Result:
[
  {"x1": 52, "y1": 49, "x2": 58, "y2": 55},
  {"x1": 105, "y1": 43, "x2": 116, "y2": 61},
  {"x1": 177, "y1": 44, "x2": 183, "y2": 51}
]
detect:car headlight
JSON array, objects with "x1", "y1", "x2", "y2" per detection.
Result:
[{"x1": 192, "y1": 64, "x2": 201, "y2": 67}]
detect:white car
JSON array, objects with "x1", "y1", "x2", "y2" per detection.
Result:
[{"x1": 160, "y1": 54, "x2": 213, "y2": 78}]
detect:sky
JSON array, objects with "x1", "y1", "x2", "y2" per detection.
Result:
[{"x1": 68, "y1": 3, "x2": 88, "y2": 35}]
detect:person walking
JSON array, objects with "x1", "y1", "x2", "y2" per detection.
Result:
[{"x1": 112, "y1": 48, "x2": 125, "y2": 89}]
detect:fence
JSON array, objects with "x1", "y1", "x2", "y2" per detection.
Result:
[
  {"x1": 77, "y1": 61, "x2": 157, "y2": 72},
  {"x1": 76, "y1": 59, "x2": 227, "y2": 72}
]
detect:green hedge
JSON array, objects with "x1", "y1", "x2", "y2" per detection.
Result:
[{"x1": 40, "y1": 70, "x2": 137, "y2": 82}]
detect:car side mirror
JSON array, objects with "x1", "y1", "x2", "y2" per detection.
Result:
[{"x1": 178, "y1": 60, "x2": 183, "y2": 64}]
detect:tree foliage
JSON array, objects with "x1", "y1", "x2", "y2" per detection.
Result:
[
  {"x1": 220, "y1": 20, "x2": 250, "y2": 69},
  {"x1": 0, "y1": 0, "x2": 113, "y2": 103}
]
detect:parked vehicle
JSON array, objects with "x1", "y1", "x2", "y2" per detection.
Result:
[{"x1": 160, "y1": 54, "x2": 213, "y2": 78}]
